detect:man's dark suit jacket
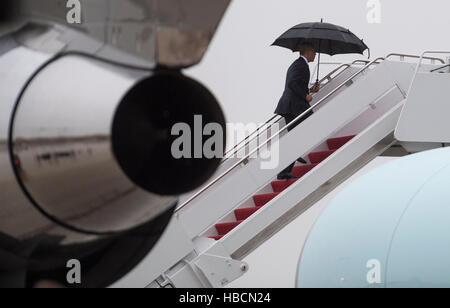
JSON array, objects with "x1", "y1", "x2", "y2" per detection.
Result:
[{"x1": 275, "y1": 57, "x2": 312, "y2": 118}]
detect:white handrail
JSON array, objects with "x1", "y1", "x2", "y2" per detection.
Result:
[
  {"x1": 222, "y1": 114, "x2": 281, "y2": 161},
  {"x1": 385, "y1": 53, "x2": 445, "y2": 64},
  {"x1": 407, "y1": 51, "x2": 450, "y2": 99}
]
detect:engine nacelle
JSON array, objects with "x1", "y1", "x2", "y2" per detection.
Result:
[{"x1": 0, "y1": 49, "x2": 226, "y2": 287}]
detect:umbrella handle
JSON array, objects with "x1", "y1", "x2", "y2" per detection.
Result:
[
  {"x1": 316, "y1": 39, "x2": 322, "y2": 82},
  {"x1": 316, "y1": 52, "x2": 321, "y2": 82}
]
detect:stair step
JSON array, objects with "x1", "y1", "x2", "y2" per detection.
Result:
[
  {"x1": 292, "y1": 163, "x2": 319, "y2": 177},
  {"x1": 234, "y1": 206, "x2": 263, "y2": 221},
  {"x1": 327, "y1": 135, "x2": 356, "y2": 150},
  {"x1": 271, "y1": 164, "x2": 318, "y2": 193},
  {"x1": 209, "y1": 235, "x2": 224, "y2": 241},
  {"x1": 215, "y1": 220, "x2": 244, "y2": 235},
  {"x1": 308, "y1": 149, "x2": 337, "y2": 164},
  {"x1": 271, "y1": 178, "x2": 298, "y2": 193},
  {"x1": 253, "y1": 192, "x2": 280, "y2": 207}
]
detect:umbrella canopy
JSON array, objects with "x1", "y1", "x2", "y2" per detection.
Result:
[
  {"x1": 272, "y1": 21, "x2": 369, "y2": 56},
  {"x1": 272, "y1": 20, "x2": 369, "y2": 82}
]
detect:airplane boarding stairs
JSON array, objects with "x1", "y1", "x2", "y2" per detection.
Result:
[
  {"x1": 142, "y1": 54, "x2": 446, "y2": 288},
  {"x1": 210, "y1": 134, "x2": 357, "y2": 241}
]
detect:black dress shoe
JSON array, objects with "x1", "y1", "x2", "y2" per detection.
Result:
[
  {"x1": 277, "y1": 174, "x2": 300, "y2": 180},
  {"x1": 297, "y1": 157, "x2": 307, "y2": 164}
]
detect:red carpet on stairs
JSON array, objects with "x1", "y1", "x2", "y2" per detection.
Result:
[
  {"x1": 309, "y1": 149, "x2": 336, "y2": 164},
  {"x1": 235, "y1": 206, "x2": 263, "y2": 220},
  {"x1": 292, "y1": 163, "x2": 318, "y2": 177},
  {"x1": 327, "y1": 135, "x2": 355, "y2": 150},
  {"x1": 253, "y1": 192, "x2": 280, "y2": 207},
  {"x1": 209, "y1": 135, "x2": 356, "y2": 240},
  {"x1": 215, "y1": 220, "x2": 243, "y2": 235}
]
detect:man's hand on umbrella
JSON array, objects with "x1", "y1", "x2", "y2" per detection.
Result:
[
  {"x1": 306, "y1": 94, "x2": 313, "y2": 103},
  {"x1": 310, "y1": 82, "x2": 320, "y2": 93}
]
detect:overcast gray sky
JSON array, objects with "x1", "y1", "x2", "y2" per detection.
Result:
[{"x1": 187, "y1": 0, "x2": 450, "y2": 128}]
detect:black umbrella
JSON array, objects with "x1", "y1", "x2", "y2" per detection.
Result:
[{"x1": 272, "y1": 19, "x2": 370, "y2": 82}]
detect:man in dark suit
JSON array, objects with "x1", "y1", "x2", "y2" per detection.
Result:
[{"x1": 275, "y1": 42, "x2": 320, "y2": 180}]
